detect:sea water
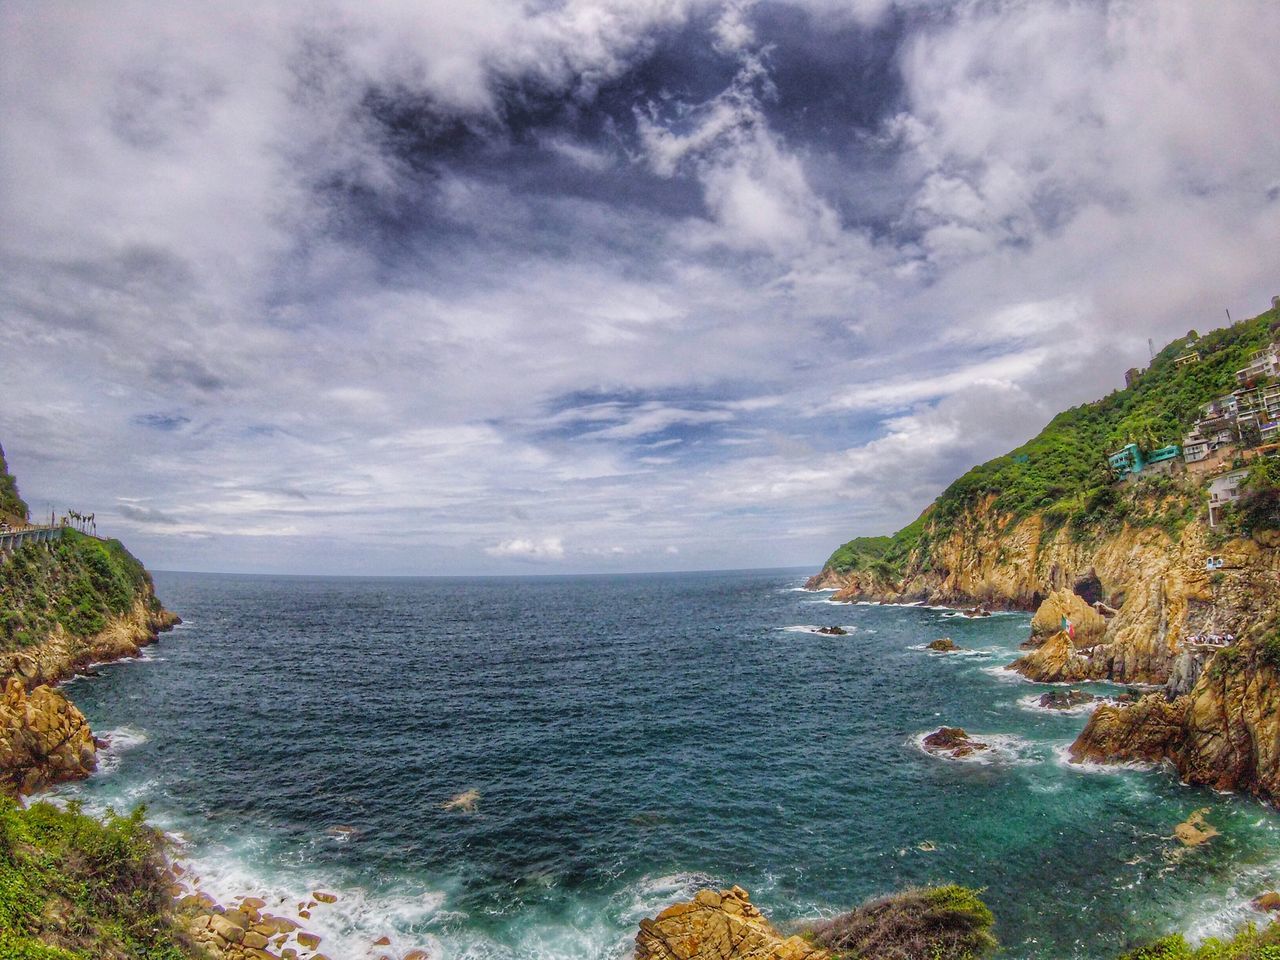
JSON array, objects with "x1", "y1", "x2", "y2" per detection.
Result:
[{"x1": 51, "y1": 569, "x2": 1280, "y2": 959}]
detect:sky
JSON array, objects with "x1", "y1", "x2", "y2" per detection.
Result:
[{"x1": 1, "y1": 1, "x2": 1278, "y2": 576}]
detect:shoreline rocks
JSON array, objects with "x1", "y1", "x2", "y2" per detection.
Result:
[
  {"x1": 636, "y1": 886, "x2": 827, "y2": 960},
  {"x1": 0, "y1": 677, "x2": 97, "y2": 796},
  {"x1": 927, "y1": 637, "x2": 959, "y2": 652}
]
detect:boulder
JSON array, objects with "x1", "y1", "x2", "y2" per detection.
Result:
[
  {"x1": 636, "y1": 886, "x2": 827, "y2": 960},
  {"x1": 1029, "y1": 590, "x2": 1107, "y2": 647},
  {"x1": 0, "y1": 678, "x2": 97, "y2": 796},
  {"x1": 921, "y1": 727, "x2": 989, "y2": 759},
  {"x1": 926, "y1": 638, "x2": 959, "y2": 652},
  {"x1": 1252, "y1": 892, "x2": 1280, "y2": 912},
  {"x1": 815, "y1": 626, "x2": 847, "y2": 636}
]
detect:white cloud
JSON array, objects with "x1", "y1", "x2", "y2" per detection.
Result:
[{"x1": 485, "y1": 537, "x2": 566, "y2": 561}]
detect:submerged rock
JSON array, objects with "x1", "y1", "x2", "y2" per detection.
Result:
[
  {"x1": 442, "y1": 789, "x2": 480, "y2": 813},
  {"x1": 927, "y1": 637, "x2": 959, "y2": 652},
  {"x1": 1173, "y1": 808, "x2": 1219, "y2": 847},
  {"x1": 922, "y1": 727, "x2": 989, "y2": 759},
  {"x1": 636, "y1": 886, "x2": 827, "y2": 960},
  {"x1": 815, "y1": 626, "x2": 847, "y2": 636}
]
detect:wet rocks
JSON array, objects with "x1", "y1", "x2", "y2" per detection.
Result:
[
  {"x1": 636, "y1": 886, "x2": 827, "y2": 960},
  {"x1": 1038, "y1": 690, "x2": 1095, "y2": 710},
  {"x1": 927, "y1": 637, "x2": 959, "y2": 652},
  {"x1": 1252, "y1": 892, "x2": 1280, "y2": 912},
  {"x1": 815, "y1": 626, "x2": 847, "y2": 636},
  {"x1": 922, "y1": 727, "x2": 989, "y2": 759},
  {"x1": 0, "y1": 677, "x2": 96, "y2": 796}
]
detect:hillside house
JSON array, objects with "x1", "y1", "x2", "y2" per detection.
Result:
[
  {"x1": 1207, "y1": 468, "x2": 1250, "y2": 527},
  {"x1": 1110, "y1": 443, "x2": 1181, "y2": 480},
  {"x1": 1235, "y1": 342, "x2": 1280, "y2": 386},
  {"x1": 1175, "y1": 351, "x2": 1201, "y2": 368}
]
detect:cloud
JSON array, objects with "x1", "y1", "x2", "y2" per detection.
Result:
[
  {"x1": 485, "y1": 537, "x2": 566, "y2": 561},
  {"x1": 0, "y1": 0, "x2": 1277, "y2": 575}
]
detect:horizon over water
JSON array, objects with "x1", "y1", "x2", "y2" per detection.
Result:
[{"x1": 53, "y1": 570, "x2": 1280, "y2": 959}]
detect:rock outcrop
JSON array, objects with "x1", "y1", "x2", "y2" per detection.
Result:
[
  {"x1": 636, "y1": 887, "x2": 826, "y2": 960},
  {"x1": 1071, "y1": 641, "x2": 1280, "y2": 806},
  {"x1": 1, "y1": 597, "x2": 180, "y2": 690},
  {"x1": 921, "y1": 727, "x2": 988, "y2": 759},
  {"x1": 0, "y1": 677, "x2": 96, "y2": 796}
]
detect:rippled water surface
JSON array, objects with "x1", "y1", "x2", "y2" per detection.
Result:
[{"x1": 56, "y1": 570, "x2": 1280, "y2": 958}]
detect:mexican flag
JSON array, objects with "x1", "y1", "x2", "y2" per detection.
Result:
[{"x1": 1060, "y1": 614, "x2": 1076, "y2": 640}]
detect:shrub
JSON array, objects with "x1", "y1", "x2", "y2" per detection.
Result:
[
  {"x1": 806, "y1": 884, "x2": 997, "y2": 960},
  {"x1": 0, "y1": 799, "x2": 193, "y2": 960}
]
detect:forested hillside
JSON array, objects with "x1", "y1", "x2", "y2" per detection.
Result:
[
  {"x1": 823, "y1": 303, "x2": 1280, "y2": 575},
  {"x1": 0, "y1": 443, "x2": 27, "y2": 521}
]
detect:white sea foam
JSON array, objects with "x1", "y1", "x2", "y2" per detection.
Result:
[
  {"x1": 912, "y1": 730, "x2": 1040, "y2": 767},
  {"x1": 782, "y1": 624, "x2": 856, "y2": 636},
  {"x1": 907, "y1": 642, "x2": 994, "y2": 658},
  {"x1": 92, "y1": 726, "x2": 149, "y2": 774},
  {"x1": 785, "y1": 586, "x2": 836, "y2": 593},
  {"x1": 1016, "y1": 693, "x2": 1109, "y2": 716},
  {"x1": 1051, "y1": 742, "x2": 1158, "y2": 774}
]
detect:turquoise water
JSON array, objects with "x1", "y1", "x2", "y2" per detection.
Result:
[{"x1": 52, "y1": 569, "x2": 1280, "y2": 959}]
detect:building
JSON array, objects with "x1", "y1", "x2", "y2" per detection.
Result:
[
  {"x1": 1235, "y1": 342, "x2": 1280, "y2": 386},
  {"x1": 1175, "y1": 351, "x2": 1201, "y2": 368},
  {"x1": 1236, "y1": 381, "x2": 1280, "y2": 443},
  {"x1": 1124, "y1": 367, "x2": 1142, "y2": 388},
  {"x1": 1207, "y1": 468, "x2": 1250, "y2": 527},
  {"x1": 1110, "y1": 443, "x2": 1181, "y2": 480},
  {"x1": 1108, "y1": 444, "x2": 1144, "y2": 479}
]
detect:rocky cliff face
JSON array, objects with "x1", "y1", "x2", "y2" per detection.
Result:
[
  {"x1": 636, "y1": 887, "x2": 826, "y2": 960},
  {"x1": 817, "y1": 488, "x2": 1280, "y2": 687},
  {"x1": 1, "y1": 597, "x2": 180, "y2": 690},
  {"x1": 0, "y1": 677, "x2": 97, "y2": 796},
  {"x1": 1072, "y1": 642, "x2": 1280, "y2": 807}
]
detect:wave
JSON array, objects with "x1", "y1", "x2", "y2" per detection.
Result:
[
  {"x1": 781, "y1": 624, "x2": 856, "y2": 636},
  {"x1": 1017, "y1": 693, "x2": 1109, "y2": 716},
  {"x1": 907, "y1": 642, "x2": 998, "y2": 659},
  {"x1": 785, "y1": 586, "x2": 837, "y2": 593},
  {"x1": 92, "y1": 726, "x2": 150, "y2": 774}
]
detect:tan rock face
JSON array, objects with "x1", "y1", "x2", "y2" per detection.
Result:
[
  {"x1": 0, "y1": 677, "x2": 96, "y2": 796},
  {"x1": 1, "y1": 597, "x2": 180, "y2": 690},
  {"x1": 1070, "y1": 646, "x2": 1280, "y2": 807},
  {"x1": 636, "y1": 886, "x2": 827, "y2": 960}
]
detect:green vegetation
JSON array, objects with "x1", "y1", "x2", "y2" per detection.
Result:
[
  {"x1": 823, "y1": 303, "x2": 1280, "y2": 577},
  {"x1": 807, "y1": 884, "x2": 997, "y2": 960},
  {"x1": 1116, "y1": 923, "x2": 1280, "y2": 960},
  {"x1": 0, "y1": 443, "x2": 28, "y2": 523},
  {"x1": 1232, "y1": 458, "x2": 1280, "y2": 536},
  {"x1": 0, "y1": 531, "x2": 157, "y2": 652},
  {"x1": 0, "y1": 799, "x2": 196, "y2": 960}
]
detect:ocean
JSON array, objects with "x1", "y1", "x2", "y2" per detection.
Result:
[{"x1": 52, "y1": 569, "x2": 1280, "y2": 959}]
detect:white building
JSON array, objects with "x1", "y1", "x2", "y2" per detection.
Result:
[
  {"x1": 1235, "y1": 342, "x2": 1280, "y2": 386},
  {"x1": 1207, "y1": 468, "x2": 1250, "y2": 526}
]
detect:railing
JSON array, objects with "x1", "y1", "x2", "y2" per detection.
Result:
[{"x1": 0, "y1": 524, "x2": 66, "y2": 555}]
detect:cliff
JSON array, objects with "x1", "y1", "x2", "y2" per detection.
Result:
[
  {"x1": 0, "y1": 454, "x2": 178, "y2": 797},
  {"x1": 810, "y1": 302, "x2": 1280, "y2": 799},
  {"x1": 1072, "y1": 634, "x2": 1280, "y2": 806}
]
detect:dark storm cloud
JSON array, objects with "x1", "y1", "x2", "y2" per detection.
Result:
[{"x1": 1, "y1": 1, "x2": 1278, "y2": 575}]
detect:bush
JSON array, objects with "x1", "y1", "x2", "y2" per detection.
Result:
[
  {"x1": 0, "y1": 799, "x2": 193, "y2": 960},
  {"x1": 806, "y1": 884, "x2": 997, "y2": 960}
]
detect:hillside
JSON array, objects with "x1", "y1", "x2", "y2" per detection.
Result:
[
  {"x1": 815, "y1": 302, "x2": 1280, "y2": 586},
  {"x1": 810, "y1": 300, "x2": 1280, "y2": 805}
]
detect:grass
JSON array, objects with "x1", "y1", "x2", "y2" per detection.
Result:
[
  {"x1": 806, "y1": 884, "x2": 997, "y2": 960},
  {"x1": 0, "y1": 530, "x2": 158, "y2": 652},
  {"x1": 822, "y1": 304, "x2": 1280, "y2": 577},
  {"x1": 0, "y1": 799, "x2": 197, "y2": 960}
]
